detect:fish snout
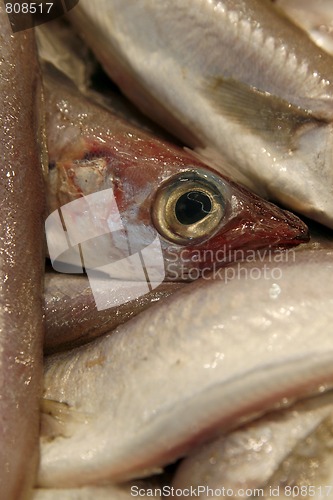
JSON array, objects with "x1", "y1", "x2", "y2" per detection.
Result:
[
  {"x1": 226, "y1": 208, "x2": 309, "y2": 255},
  {"x1": 200, "y1": 185, "x2": 310, "y2": 258}
]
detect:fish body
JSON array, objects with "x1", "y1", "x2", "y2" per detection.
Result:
[
  {"x1": 69, "y1": 0, "x2": 333, "y2": 228},
  {"x1": 39, "y1": 247, "x2": 333, "y2": 487},
  {"x1": 44, "y1": 273, "x2": 184, "y2": 353},
  {"x1": 275, "y1": 0, "x2": 333, "y2": 56},
  {"x1": 45, "y1": 69, "x2": 308, "y2": 286},
  {"x1": 173, "y1": 392, "x2": 333, "y2": 499},
  {"x1": 0, "y1": 4, "x2": 45, "y2": 497}
]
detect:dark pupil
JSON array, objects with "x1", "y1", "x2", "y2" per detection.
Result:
[{"x1": 175, "y1": 190, "x2": 212, "y2": 225}]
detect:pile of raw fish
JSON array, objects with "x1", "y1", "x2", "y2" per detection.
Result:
[{"x1": 1, "y1": 0, "x2": 333, "y2": 498}]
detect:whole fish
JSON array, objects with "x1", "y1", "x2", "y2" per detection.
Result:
[
  {"x1": 68, "y1": 0, "x2": 333, "y2": 228},
  {"x1": 0, "y1": 4, "x2": 46, "y2": 498},
  {"x1": 38, "y1": 247, "x2": 333, "y2": 487},
  {"x1": 274, "y1": 0, "x2": 333, "y2": 56},
  {"x1": 44, "y1": 67, "x2": 308, "y2": 287},
  {"x1": 172, "y1": 391, "x2": 333, "y2": 499}
]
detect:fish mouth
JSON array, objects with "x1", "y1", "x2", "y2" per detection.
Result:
[
  {"x1": 160, "y1": 194, "x2": 311, "y2": 281},
  {"x1": 187, "y1": 193, "x2": 311, "y2": 266},
  {"x1": 277, "y1": 214, "x2": 310, "y2": 245},
  {"x1": 226, "y1": 183, "x2": 311, "y2": 248},
  {"x1": 164, "y1": 208, "x2": 310, "y2": 282},
  {"x1": 255, "y1": 208, "x2": 310, "y2": 247},
  {"x1": 218, "y1": 214, "x2": 310, "y2": 258}
]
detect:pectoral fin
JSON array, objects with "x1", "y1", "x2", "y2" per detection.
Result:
[
  {"x1": 41, "y1": 399, "x2": 90, "y2": 442},
  {"x1": 205, "y1": 77, "x2": 319, "y2": 148}
]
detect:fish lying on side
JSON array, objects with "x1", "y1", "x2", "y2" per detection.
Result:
[
  {"x1": 172, "y1": 391, "x2": 333, "y2": 499},
  {"x1": 0, "y1": 4, "x2": 46, "y2": 498},
  {"x1": 68, "y1": 0, "x2": 333, "y2": 228},
  {"x1": 38, "y1": 246, "x2": 333, "y2": 488},
  {"x1": 274, "y1": 0, "x2": 333, "y2": 56},
  {"x1": 44, "y1": 66, "x2": 308, "y2": 288}
]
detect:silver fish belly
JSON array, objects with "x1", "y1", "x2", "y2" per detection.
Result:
[{"x1": 39, "y1": 247, "x2": 333, "y2": 487}]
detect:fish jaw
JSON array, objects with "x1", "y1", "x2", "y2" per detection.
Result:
[
  {"x1": 160, "y1": 179, "x2": 310, "y2": 280},
  {"x1": 186, "y1": 181, "x2": 310, "y2": 254}
]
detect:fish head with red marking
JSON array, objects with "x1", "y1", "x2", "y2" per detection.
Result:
[{"x1": 47, "y1": 137, "x2": 309, "y2": 282}]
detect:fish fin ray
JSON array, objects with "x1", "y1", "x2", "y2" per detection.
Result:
[
  {"x1": 40, "y1": 398, "x2": 90, "y2": 442},
  {"x1": 204, "y1": 77, "x2": 316, "y2": 147}
]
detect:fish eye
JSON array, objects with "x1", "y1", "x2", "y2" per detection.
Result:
[
  {"x1": 175, "y1": 190, "x2": 212, "y2": 225},
  {"x1": 152, "y1": 170, "x2": 227, "y2": 245}
]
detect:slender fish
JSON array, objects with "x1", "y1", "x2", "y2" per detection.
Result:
[
  {"x1": 0, "y1": 5, "x2": 45, "y2": 498},
  {"x1": 38, "y1": 247, "x2": 333, "y2": 487},
  {"x1": 68, "y1": 0, "x2": 333, "y2": 228}
]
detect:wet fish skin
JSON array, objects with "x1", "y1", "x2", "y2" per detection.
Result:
[
  {"x1": 172, "y1": 392, "x2": 333, "y2": 499},
  {"x1": 39, "y1": 248, "x2": 333, "y2": 487},
  {"x1": 69, "y1": 0, "x2": 333, "y2": 119},
  {"x1": 44, "y1": 273, "x2": 184, "y2": 353},
  {"x1": 36, "y1": 20, "x2": 174, "y2": 142},
  {"x1": 274, "y1": 0, "x2": 333, "y2": 56},
  {"x1": 68, "y1": 0, "x2": 333, "y2": 228},
  {"x1": 36, "y1": 20, "x2": 95, "y2": 92},
  {"x1": 44, "y1": 69, "x2": 309, "y2": 283},
  {"x1": 0, "y1": 5, "x2": 46, "y2": 498}
]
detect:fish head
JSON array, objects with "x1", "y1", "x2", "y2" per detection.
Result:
[{"x1": 48, "y1": 139, "x2": 309, "y2": 282}]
